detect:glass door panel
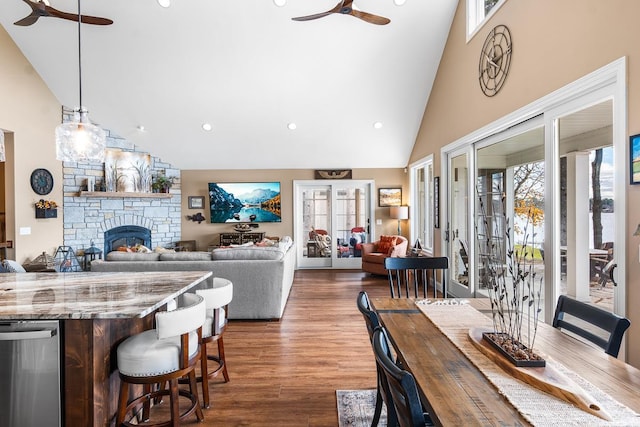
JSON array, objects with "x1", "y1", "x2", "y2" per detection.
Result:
[
  {"x1": 447, "y1": 150, "x2": 471, "y2": 297},
  {"x1": 333, "y1": 184, "x2": 371, "y2": 268},
  {"x1": 299, "y1": 185, "x2": 332, "y2": 268},
  {"x1": 556, "y1": 100, "x2": 620, "y2": 316}
]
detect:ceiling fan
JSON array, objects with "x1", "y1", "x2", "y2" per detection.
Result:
[
  {"x1": 14, "y1": 0, "x2": 113, "y2": 26},
  {"x1": 292, "y1": 0, "x2": 390, "y2": 25}
]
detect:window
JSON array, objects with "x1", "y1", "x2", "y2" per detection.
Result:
[
  {"x1": 467, "y1": 0, "x2": 506, "y2": 39},
  {"x1": 410, "y1": 155, "x2": 434, "y2": 253}
]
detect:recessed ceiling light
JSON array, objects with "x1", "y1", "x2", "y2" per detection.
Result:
[
  {"x1": 157, "y1": 0, "x2": 171, "y2": 7},
  {"x1": 273, "y1": 0, "x2": 286, "y2": 6},
  {"x1": 202, "y1": 123, "x2": 213, "y2": 131},
  {"x1": 287, "y1": 123, "x2": 297, "y2": 130},
  {"x1": 373, "y1": 122, "x2": 383, "y2": 129},
  {"x1": 394, "y1": 0, "x2": 407, "y2": 5}
]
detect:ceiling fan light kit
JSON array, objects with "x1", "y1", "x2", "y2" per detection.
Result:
[{"x1": 54, "y1": 0, "x2": 107, "y2": 163}]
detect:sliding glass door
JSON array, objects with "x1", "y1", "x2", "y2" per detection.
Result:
[{"x1": 294, "y1": 180, "x2": 374, "y2": 269}]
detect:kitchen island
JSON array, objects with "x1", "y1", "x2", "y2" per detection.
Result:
[{"x1": 0, "y1": 271, "x2": 213, "y2": 427}]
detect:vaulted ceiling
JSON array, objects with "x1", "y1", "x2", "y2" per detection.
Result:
[{"x1": 0, "y1": 0, "x2": 458, "y2": 170}]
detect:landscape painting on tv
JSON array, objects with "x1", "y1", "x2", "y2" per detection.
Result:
[{"x1": 208, "y1": 182, "x2": 281, "y2": 223}]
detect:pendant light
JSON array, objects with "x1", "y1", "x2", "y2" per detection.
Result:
[{"x1": 55, "y1": 0, "x2": 106, "y2": 163}]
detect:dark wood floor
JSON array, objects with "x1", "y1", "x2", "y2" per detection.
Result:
[{"x1": 148, "y1": 269, "x2": 393, "y2": 426}]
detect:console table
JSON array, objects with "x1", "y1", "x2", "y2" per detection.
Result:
[{"x1": 219, "y1": 232, "x2": 265, "y2": 246}]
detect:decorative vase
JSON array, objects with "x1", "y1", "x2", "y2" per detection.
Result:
[
  {"x1": 482, "y1": 331, "x2": 546, "y2": 367},
  {"x1": 36, "y1": 208, "x2": 57, "y2": 219}
]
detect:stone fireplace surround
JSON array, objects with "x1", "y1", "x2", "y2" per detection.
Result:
[{"x1": 61, "y1": 129, "x2": 181, "y2": 255}]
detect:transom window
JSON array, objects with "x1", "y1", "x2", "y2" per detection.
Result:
[{"x1": 467, "y1": 0, "x2": 506, "y2": 39}]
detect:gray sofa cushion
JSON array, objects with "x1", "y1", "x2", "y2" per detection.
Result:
[
  {"x1": 160, "y1": 252, "x2": 212, "y2": 261},
  {"x1": 211, "y1": 246, "x2": 285, "y2": 261},
  {"x1": 106, "y1": 252, "x2": 161, "y2": 261}
]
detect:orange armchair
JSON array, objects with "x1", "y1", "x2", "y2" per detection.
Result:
[{"x1": 361, "y1": 235, "x2": 408, "y2": 275}]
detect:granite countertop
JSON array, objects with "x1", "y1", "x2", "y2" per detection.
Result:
[{"x1": 0, "y1": 271, "x2": 212, "y2": 320}]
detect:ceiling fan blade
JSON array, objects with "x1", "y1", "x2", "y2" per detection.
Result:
[
  {"x1": 350, "y1": 9, "x2": 390, "y2": 25},
  {"x1": 48, "y1": 8, "x2": 113, "y2": 25},
  {"x1": 14, "y1": 12, "x2": 41, "y2": 26},
  {"x1": 292, "y1": 0, "x2": 344, "y2": 22},
  {"x1": 14, "y1": 0, "x2": 48, "y2": 26},
  {"x1": 291, "y1": 11, "x2": 334, "y2": 22}
]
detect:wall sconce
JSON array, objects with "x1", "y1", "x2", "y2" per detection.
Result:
[
  {"x1": 634, "y1": 224, "x2": 640, "y2": 236},
  {"x1": 389, "y1": 206, "x2": 409, "y2": 235}
]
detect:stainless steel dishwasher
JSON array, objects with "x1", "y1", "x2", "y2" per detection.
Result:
[{"x1": 0, "y1": 321, "x2": 61, "y2": 427}]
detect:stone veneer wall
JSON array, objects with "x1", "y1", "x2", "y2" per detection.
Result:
[{"x1": 62, "y1": 127, "x2": 181, "y2": 254}]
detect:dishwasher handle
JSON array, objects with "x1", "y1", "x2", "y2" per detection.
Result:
[{"x1": 0, "y1": 327, "x2": 57, "y2": 341}]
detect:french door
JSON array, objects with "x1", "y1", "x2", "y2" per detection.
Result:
[{"x1": 294, "y1": 180, "x2": 374, "y2": 269}]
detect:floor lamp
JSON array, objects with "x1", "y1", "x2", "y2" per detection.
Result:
[{"x1": 389, "y1": 206, "x2": 409, "y2": 235}]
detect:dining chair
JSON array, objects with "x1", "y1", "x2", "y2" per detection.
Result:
[
  {"x1": 384, "y1": 256, "x2": 449, "y2": 298},
  {"x1": 356, "y1": 291, "x2": 398, "y2": 427},
  {"x1": 372, "y1": 327, "x2": 433, "y2": 427},
  {"x1": 194, "y1": 278, "x2": 233, "y2": 408},
  {"x1": 552, "y1": 294, "x2": 630, "y2": 357},
  {"x1": 116, "y1": 292, "x2": 206, "y2": 426}
]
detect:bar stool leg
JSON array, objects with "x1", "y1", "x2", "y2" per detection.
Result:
[{"x1": 200, "y1": 341, "x2": 211, "y2": 408}]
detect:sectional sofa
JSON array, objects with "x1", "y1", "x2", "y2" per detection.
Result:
[{"x1": 91, "y1": 238, "x2": 296, "y2": 320}]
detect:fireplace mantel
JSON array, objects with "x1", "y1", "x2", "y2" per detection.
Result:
[{"x1": 78, "y1": 191, "x2": 173, "y2": 199}]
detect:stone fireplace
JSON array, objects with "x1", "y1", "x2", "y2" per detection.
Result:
[{"x1": 61, "y1": 129, "x2": 181, "y2": 254}]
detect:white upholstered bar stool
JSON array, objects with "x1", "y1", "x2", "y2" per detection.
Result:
[
  {"x1": 116, "y1": 293, "x2": 206, "y2": 427},
  {"x1": 195, "y1": 277, "x2": 233, "y2": 408}
]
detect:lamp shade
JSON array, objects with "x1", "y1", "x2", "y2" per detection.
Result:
[
  {"x1": 55, "y1": 109, "x2": 106, "y2": 162},
  {"x1": 389, "y1": 206, "x2": 409, "y2": 220}
]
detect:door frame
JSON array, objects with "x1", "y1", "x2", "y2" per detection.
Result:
[{"x1": 293, "y1": 179, "x2": 375, "y2": 269}]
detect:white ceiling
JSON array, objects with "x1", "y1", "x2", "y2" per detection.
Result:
[{"x1": 0, "y1": 0, "x2": 458, "y2": 170}]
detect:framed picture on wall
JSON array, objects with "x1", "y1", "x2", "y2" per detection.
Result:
[
  {"x1": 188, "y1": 196, "x2": 205, "y2": 209},
  {"x1": 631, "y1": 134, "x2": 640, "y2": 185},
  {"x1": 378, "y1": 187, "x2": 402, "y2": 207}
]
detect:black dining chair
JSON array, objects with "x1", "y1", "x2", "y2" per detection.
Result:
[
  {"x1": 356, "y1": 291, "x2": 398, "y2": 427},
  {"x1": 384, "y1": 257, "x2": 449, "y2": 298},
  {"x1": 552, "y1": 294, "x2": 630, "y2": 357},
  {"x1": 371, "y1": 327, "x2": 433, "y2": 427}
]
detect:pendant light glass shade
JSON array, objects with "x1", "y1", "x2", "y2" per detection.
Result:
[{"x1": 55, "y1": 109, "x2": 106, "y2": 162}]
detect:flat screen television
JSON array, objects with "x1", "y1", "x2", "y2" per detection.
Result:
[{"x1": 208, "y1": 182, "x2": 281, "y2": 223}]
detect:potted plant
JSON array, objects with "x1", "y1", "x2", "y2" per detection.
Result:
[
  {"x1": 35, "y1": 199, "x2": 58, "y2": 218},
  {"x1": 151, "y1": 174, "x2": 175, "y2": 193}
]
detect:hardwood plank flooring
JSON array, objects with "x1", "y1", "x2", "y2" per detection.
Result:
[{"x1": 145, "y1": 269, "x2": 396, "y2": 426}]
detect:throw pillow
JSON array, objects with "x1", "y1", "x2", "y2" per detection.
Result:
[{"x1": 376, "y1": 235, "x2": 397, "y2": 255}]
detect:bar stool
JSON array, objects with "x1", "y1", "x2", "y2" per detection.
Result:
[
  {"x1": 116, "y1": 293, "x2": 206, "y2": 426},
  {"x1": 195, "y1": 277, "x2": 233, "y2": 408}
]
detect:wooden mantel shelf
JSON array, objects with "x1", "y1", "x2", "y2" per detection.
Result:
[{"x1": 78, "y1": 191, "x2": 173, "y2": 199}]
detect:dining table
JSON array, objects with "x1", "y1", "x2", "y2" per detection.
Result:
[
  {"x1": 370, "y1": 297, "x2": 640, "y2": 426},
  {"x1": 0, "y1": 270, "x2": 213, "y2": 427}
]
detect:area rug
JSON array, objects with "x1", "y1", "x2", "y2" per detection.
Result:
[{"x1": 336, "y1": 389, "x2": 387, "y2": 427}]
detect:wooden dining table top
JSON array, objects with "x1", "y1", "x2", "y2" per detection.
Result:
[{"x1": 370, "y1": 297, "x2": 640, "y2": 426}]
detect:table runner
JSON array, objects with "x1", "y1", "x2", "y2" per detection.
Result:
[{"x1": 415, "y1": 299, "x2": 640, "y2": 426}]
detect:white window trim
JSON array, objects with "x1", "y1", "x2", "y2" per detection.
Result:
[{"x1": 467, "y1": 0, "x2": 508, "y2": 42}]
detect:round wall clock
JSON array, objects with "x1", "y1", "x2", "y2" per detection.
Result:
[
  {"x1": 30, "y1": 168, "x2": 54, "y2": 195},
  {"x1": 479, "y1": 24, "x2": 512, "y2": 97}
]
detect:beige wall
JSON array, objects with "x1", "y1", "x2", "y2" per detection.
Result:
[
  {"x1": 0, "y1": 26, "x2": 63, "y2": 263},
  {"x1": 410, "y1": 0, "x2": 640, "y2": 365},
  {"x1": 181, "y1": 168, "x2": 407, "y2": 251}
]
